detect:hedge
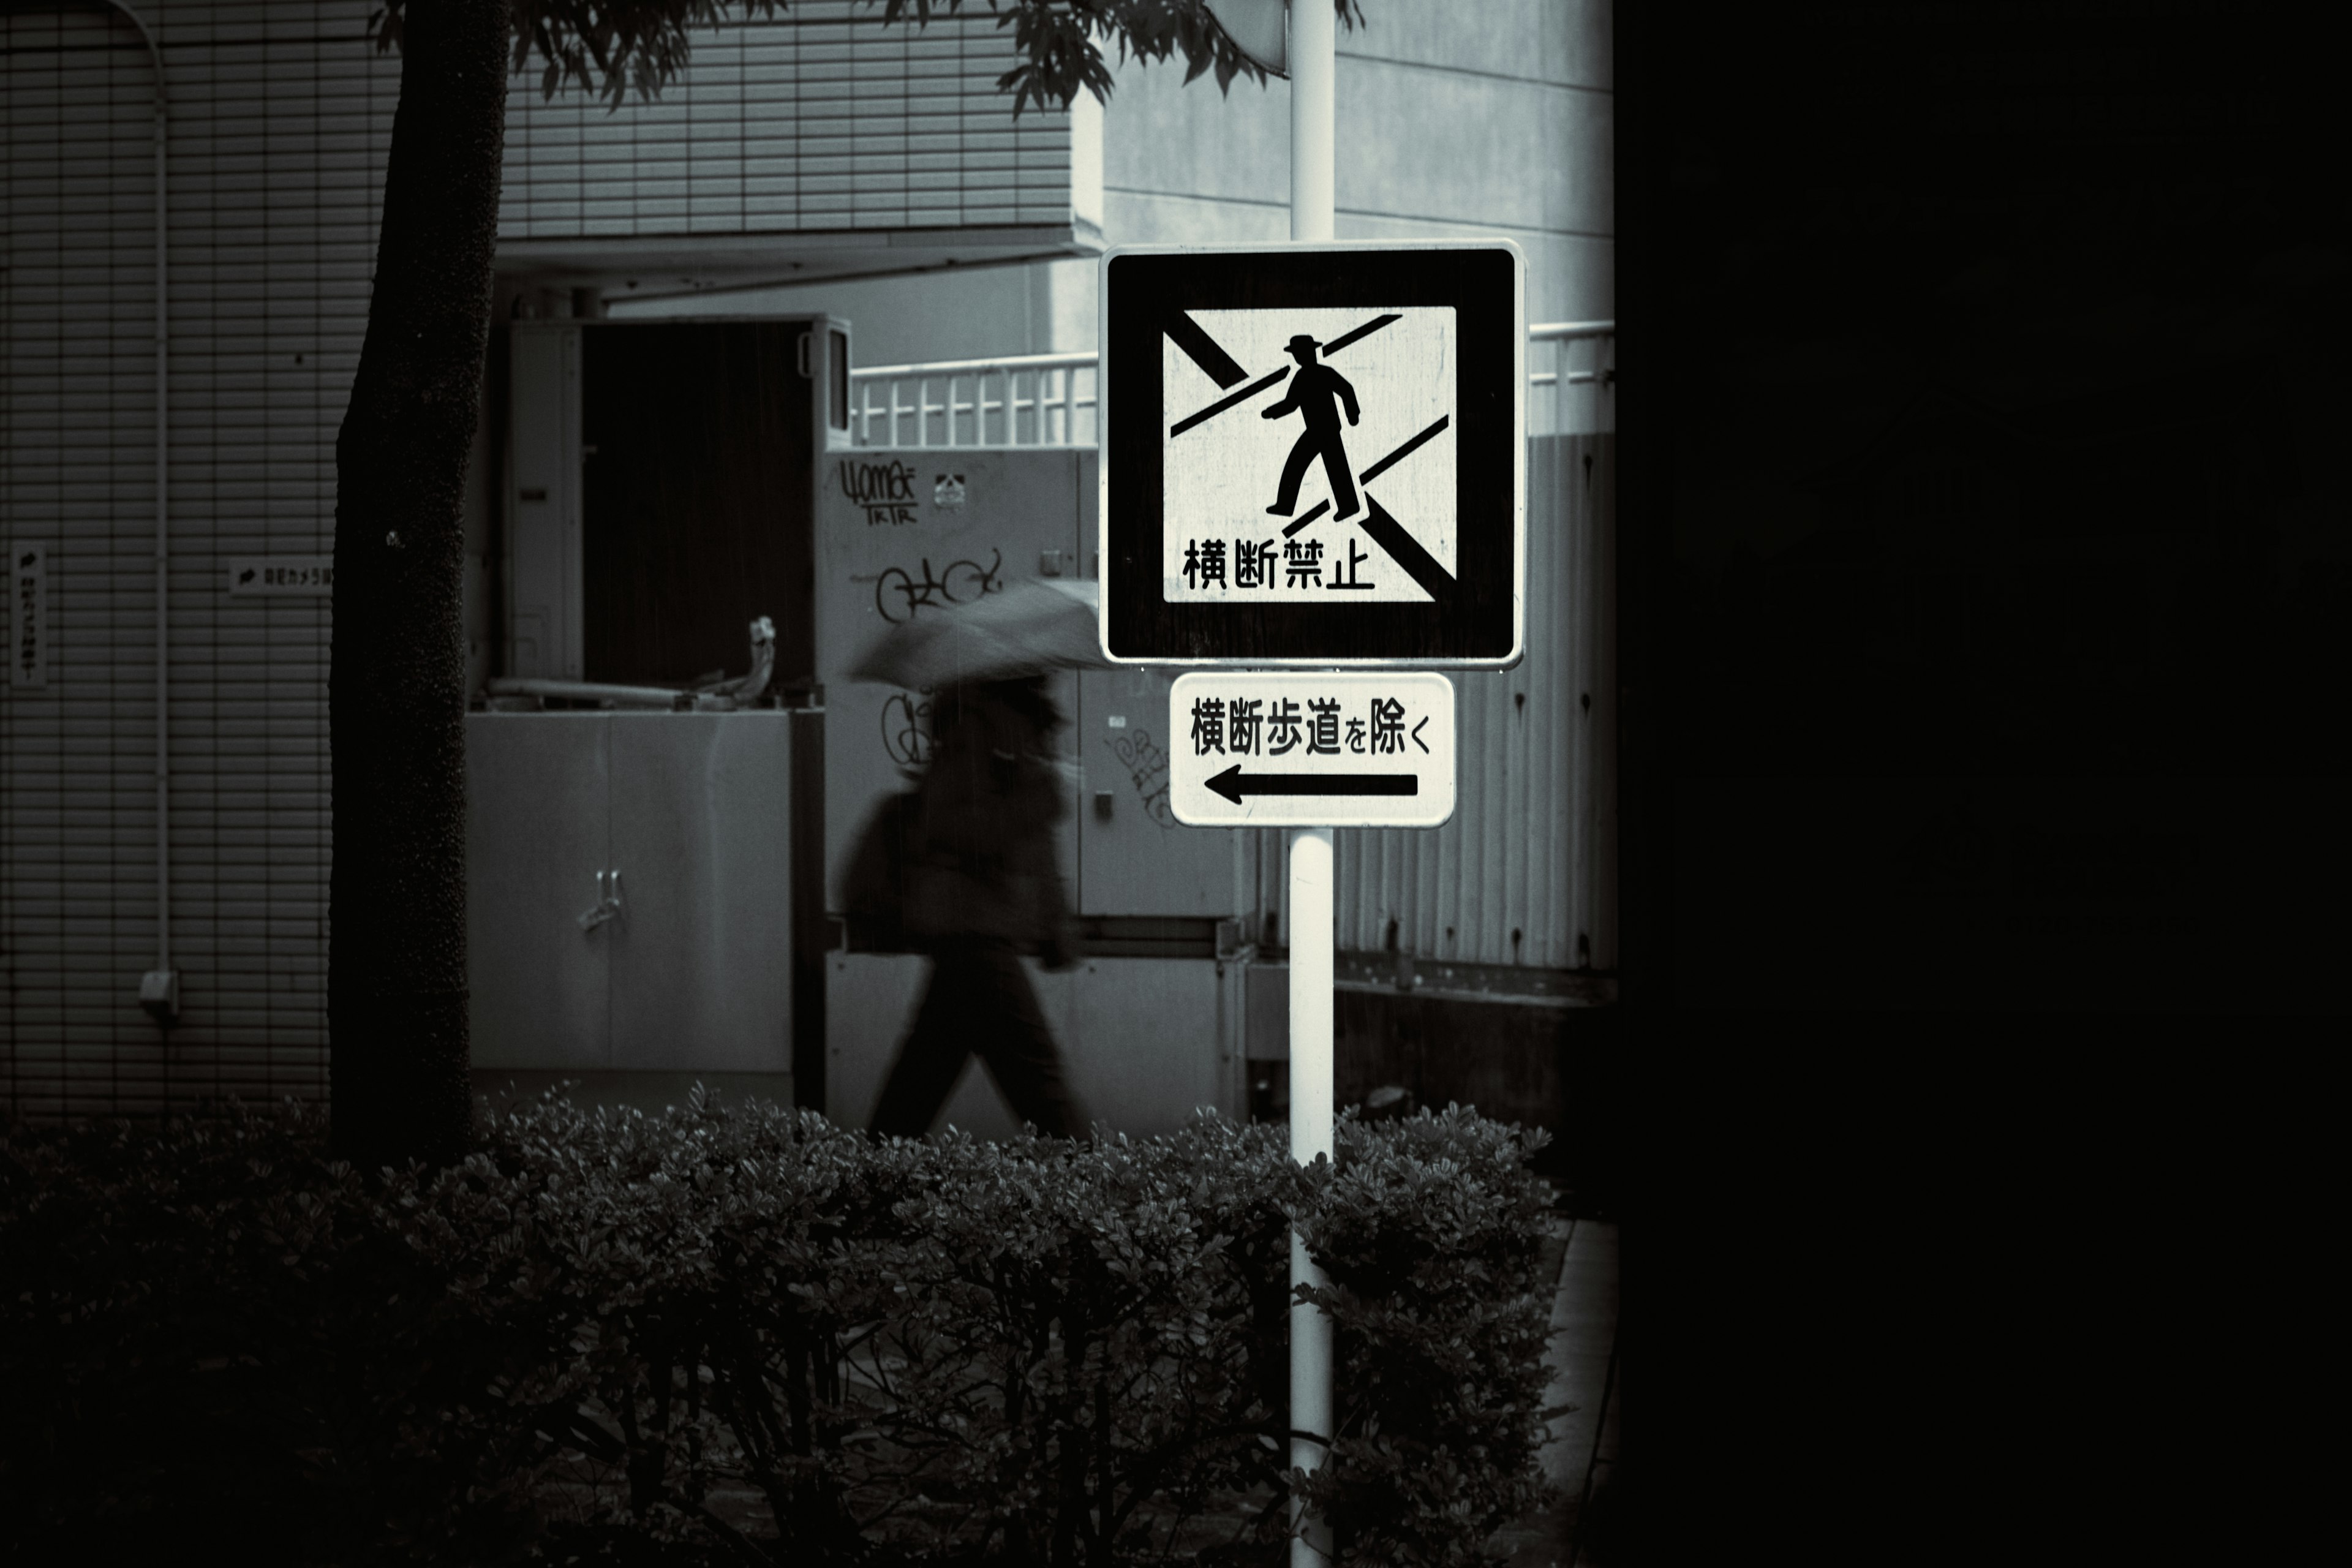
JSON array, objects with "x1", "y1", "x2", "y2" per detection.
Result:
[{"x1": 1, "y1": 1089, "x2": 1561, "y2": 1567}]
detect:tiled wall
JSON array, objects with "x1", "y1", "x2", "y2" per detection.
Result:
[
  {"x1": 500, "y1": 2, "x2": 1077, "y2": 239},
  {"x1": 2, "y1": 1, "x2": 397, "y2": 1117}
]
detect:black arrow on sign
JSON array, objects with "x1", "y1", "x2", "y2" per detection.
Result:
[{"x1": 1205, "y1": 765, "x2": 1419, "y2": 804}]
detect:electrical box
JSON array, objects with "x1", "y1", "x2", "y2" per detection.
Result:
[
  {"x1": 466, "y1": 712, "x2": 803, "y2": 1082},
  {"x1": 815, "y1": 446, "x2": 1087, "y2": 914},
  {"x1": 469, "y1": 314, "x2": 842, "y2": 1105},
  {"x1": 484, "y1": 334, "x2": 1250, "y2": 1131}
]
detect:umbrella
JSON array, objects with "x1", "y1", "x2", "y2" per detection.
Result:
[{"x1": 848, "y1": 576, "x2": 1108, "y2": 690}]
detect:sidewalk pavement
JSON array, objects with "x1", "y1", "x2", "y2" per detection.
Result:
[{"x1": 1496, "y1": 1215, "x2": 1621, "y2": 1568}]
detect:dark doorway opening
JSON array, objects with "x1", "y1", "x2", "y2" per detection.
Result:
[{"x1": 581, "y1": 321, "x2": 817, "y2": 690}]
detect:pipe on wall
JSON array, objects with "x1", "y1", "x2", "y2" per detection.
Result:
[{"x1": 67, "y1": 2, "x2": 174, "y2": 1022}]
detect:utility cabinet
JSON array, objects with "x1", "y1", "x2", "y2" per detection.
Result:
[
  {"x1": 468, "y1": 314, "x2": 844, "y2": 1106},
  {"x1": 812, "y1": 444, "x2": 1235, "y2": 914},
  {"x1": 815, "y1": 445, "x2": 1088, "y2": 909},
  {"x1": 467, "y1": 712, "x2": 801, "y2": 1078},
  {"x1": 1074, "y1": 662, "x2": 1236, "y2": 916}
]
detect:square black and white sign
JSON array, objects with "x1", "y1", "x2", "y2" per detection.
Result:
[{"x1": 1101, "y1": 242, "x2": 1524, "y2": 666}]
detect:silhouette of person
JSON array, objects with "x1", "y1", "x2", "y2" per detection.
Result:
[
  {"x1": 868, "y1": 676, "x2": 1090, "y2": 1142},
  {"x1": 1262, "y1": 334, "x2": 1362, "y2": 519}
]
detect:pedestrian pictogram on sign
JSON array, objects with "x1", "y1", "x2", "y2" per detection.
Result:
[
  {"x1": 1168, "y1": 671, "x2": 1455, "y2": 828},
  {"x1": 1101, "y1": 242, "x2": 1523, "y2": 667},
  {"x1": 1164, "y1": 306, "x2": 1458, "y2": 606}
]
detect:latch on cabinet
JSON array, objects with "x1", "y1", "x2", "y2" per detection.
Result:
[{"x1": 577, "y1": 869, "x2": 624, "y2": 932}]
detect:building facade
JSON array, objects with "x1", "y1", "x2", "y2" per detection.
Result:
[{"x1": 2, "y1": 1, "x2": 1609, "y2": 1123}]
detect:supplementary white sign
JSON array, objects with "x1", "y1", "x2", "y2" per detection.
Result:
[
  {"x1": 1168, "y1": 671, "x2": 1455, "y2": 828},
  {"x1": 227, "y1": 556, "x2": 333, "y2": 596}
]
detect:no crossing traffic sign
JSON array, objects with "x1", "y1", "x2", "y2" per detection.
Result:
[
  {"x1": 1168, "y1": 671, "x2": 1456, "y2": 828},
  {"x1": 1099, "y1": 241, "x2": 1525, "y2": 668}
]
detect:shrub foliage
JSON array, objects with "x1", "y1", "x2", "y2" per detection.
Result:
[{"x1": 1, "y1": 1090, "x2": 1557, "y2": 1566}]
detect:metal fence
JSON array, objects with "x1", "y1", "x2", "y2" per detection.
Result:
[
  {"x1": 849, "y1": 352, "x2": 1099, "y2": 448},
  {"x1": 1527, "y1": 320, "x2": 1616, "y2": 439},
  {"x1": 1235, "y1": 434, "x2": 1616, "y2": 981},
  {"x1": 848, "y1": 322, "x2": 1613, "y2": 448}
]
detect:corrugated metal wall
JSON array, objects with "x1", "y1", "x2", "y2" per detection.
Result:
[
  {"x1": 2, "y1": 1, "x2": 398, "y2": 1118},
  {"x1": 500, "y1": 2, "x2": 1077, "y2": 240},
  {"x1": 1245, "y1": 435, "x2": 1616, "y2": 974}
]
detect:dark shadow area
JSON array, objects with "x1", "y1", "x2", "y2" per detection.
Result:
[
  {"x1": 1333, "y1": 990, "x2": 1623, "y2": 1218},
  {"x1": 1618, "y1": 3, "x2": 2345, "y2": 1562},
  {"x1": 1634, "y1": 1, "x2": 2349, "y2": 1017},
  {"x1": 582, "y1": 322, "x2": 816, "y2": 688}
]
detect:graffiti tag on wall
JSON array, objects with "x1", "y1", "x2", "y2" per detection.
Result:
[
  {"x1": 1102, "y1": 728, "x2": 1176, "y2": 828},
  {"x1": 838, "y1": 459, "x2": 919, "y2": 526},
  {"x1": 881, "y1": 690, "x2": 932, "y2": 775},
  {"x1": 875, "y1": 548, "x2": 1002, "y2": 624}
]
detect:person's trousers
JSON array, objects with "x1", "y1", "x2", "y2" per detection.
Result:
[
  {"x1": 867, "y1": 938, "x2": 1089, "y2": 1139},
  {"x1": 1273, "y1": 426, "x2": 1359, "y2": 518}
]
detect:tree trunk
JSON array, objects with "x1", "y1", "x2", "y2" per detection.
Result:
[{"x1": 329, "y1": 0, "x2": 510, "y2": 1172}]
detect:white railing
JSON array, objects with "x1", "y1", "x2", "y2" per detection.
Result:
[
  {"x1": 847, "y1": 322, "x2": 1613, "y2": 448},
  {"x1": 1528, "y1": 320, "x2": 1616, "y2": 436},
  {"x1": 850, "y1": 351, "x2": 1098, "y2": 448}
]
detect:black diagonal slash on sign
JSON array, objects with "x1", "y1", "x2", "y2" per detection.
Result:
[
  {"x1": 1168, "y1": 312, "x2": 1404, "y2": 437},
  {"x1": 1357, "y1": 496, "x2": 1456, "y2": 603},
  {"x1": 1286, "y1": 415, "x2": 1450, "y2": 538},
  {"x1": 1359, "y1": 415, "x2": 1449, "y2": 486},
  {"x1": 1169, "y1": 368, "x2": 1289, "y2": 437},
  {"x1": 1316, "y1": 312, "x2": 1401, "y2": 359},
  {"x1": 1164, "y1": 310, "x2": 1249, "y2": 389}
]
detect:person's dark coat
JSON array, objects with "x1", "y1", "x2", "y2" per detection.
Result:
[
  {"x1": 900, "y1": 680, "x2": 1073, "y2": 961},
  {"x1": 869, "y1": 677, "x2": 1089, "y2": 1140}
]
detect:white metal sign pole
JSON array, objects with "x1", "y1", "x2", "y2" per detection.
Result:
[
  {"x1": 1291, "y1": 0, "x2": 1335, "y2": 243},
  {"x1": 1287, "y1": 823, "x2": 1335, "y2": 1563},
  {"x1": 1287, "y1": 4, "x2": 1336, "y2": 1567}
]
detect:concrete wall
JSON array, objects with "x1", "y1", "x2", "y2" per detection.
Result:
[
  {"x1": 1085, "y1": 0, "x2": 1611, "y2": 328},
  {"x1": 614, "y1": 0, "x2": 1613, "y2": 356},
  {"x1": 612, "y1": 260, "x2": 1075, "y2": 368}
]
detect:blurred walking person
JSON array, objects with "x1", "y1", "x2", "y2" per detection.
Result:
[{"x1": 868, "y1": 675, "x2": 1090, "y2": 1140}]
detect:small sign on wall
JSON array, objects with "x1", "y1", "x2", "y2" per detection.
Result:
[
  {"x1": 11, "y1": 544, "x2": 45, "y2": 690},
  {"x1": 228, "y1": 556, "x2": 334, "y2": 596}
]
